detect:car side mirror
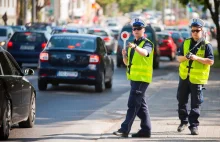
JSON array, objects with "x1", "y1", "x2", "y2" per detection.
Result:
[{"x1": 23, "y1": 68, "x2": 34, "y2": 76}]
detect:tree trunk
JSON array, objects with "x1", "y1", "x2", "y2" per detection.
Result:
[{"x1": 216, "y1": 26, "x2": 220, "y2": 59}]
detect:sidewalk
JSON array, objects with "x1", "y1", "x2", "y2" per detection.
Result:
[{"x1": 97, "y1": 69, "x2": 220, "y2": 142}]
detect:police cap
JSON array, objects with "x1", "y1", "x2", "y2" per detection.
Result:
[
  {"x1": 130, "y1": 17, "x2": 146, "y2": 27},
  {"x1": 190, "y1": 18, "x2": 204, "y2": 27}
]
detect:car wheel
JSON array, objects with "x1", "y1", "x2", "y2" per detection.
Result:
[
  {"x1": 0, "y1": 100, "x2": 11, "y2": 140},
  {"x1": 153, "y1": 56, "x2": 159, "y2": 69},
  {"x1": 19, "y1": 93, "x2": 36, "y2": 128},
  {"x1": 105, "y1": 78, "x2": 112, "y2": 89},
  {"x1": 38, "y1": 79, "x2": 47, "y2": 91},
  {"x1": 169, "y1": 52, "x2": 176, "y2": 61},
  {"x1": 95, "y1": 72, "x2": 105, "y2": 92}
]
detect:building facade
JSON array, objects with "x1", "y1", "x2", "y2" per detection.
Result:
[{"x1": 0, "y1": 0, "x2": 17, "y2": 25}]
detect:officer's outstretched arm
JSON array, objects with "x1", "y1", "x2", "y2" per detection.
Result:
[
  {"x1": 177, "y1": 56, "x2": 188, "y2": 62},
  {"x1": 190, "y1": 55, "x2": 214, "y2": 65}
]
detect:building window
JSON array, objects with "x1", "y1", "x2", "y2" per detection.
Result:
[
  {"x1": 4, "y1": 0, "x2": 7, "y2": 7},
  {"x1": 77, "y1": 0, "x2": 80, "y2": 8},
  {"x1": 8, "y1": 0, "x2": 10, "y2": 7},
  {"x1": 0, "y1": 0, "x2": 2, "y2": 7}
]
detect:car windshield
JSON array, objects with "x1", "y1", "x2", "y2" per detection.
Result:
[
  {"x1": 0, "y1": 29, "x2": 7, "y2": 36},
  {"x1": 157, "y1": 34, "x2": 169, "y2": 40},
  {"x1": 121, "y1": 27, "x2": 153, "y2": 41},
  {"x1": 171, "y1": 33, "x2": 180, "y2": 39},
  {"x1": 88, "y1": 30, "x2": 108, "y2": 36},
  {"x1": 10, "y1": 32, "x2": 45, "y2": 42},
  {"x1": 47, "y1": 36, "x2": 96, "y2": 51}
]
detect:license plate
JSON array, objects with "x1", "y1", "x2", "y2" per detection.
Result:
[
  {"x1": 20, "y1": 46, "x2": 35, "y2": 50},
  {"x1": 57, "y1": 71, "x2": 78, "y2": 77}
]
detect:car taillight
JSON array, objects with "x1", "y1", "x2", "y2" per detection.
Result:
[
  {"x1": 41, "y1": 43, "x2": 47, "y2": 49},
  {"x1": 89, "y1": 54, "x2": 100, "y2": 64},
  {"x1": 178, "y1": 39, "x2": 183, "y2": 43},
  {"x1": 7, "y1": 41, "x2": 13, "y2": 48},
  {"x1": 40, "y1": 52, "x2": 49, "y2": 62},
  {"x1": 103, "y1": 37, "x2": 110, "y2": 42}
]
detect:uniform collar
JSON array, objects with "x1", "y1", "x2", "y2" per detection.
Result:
[{"x1": 134, "y1": 37, "x2": 144, "y2": 42}]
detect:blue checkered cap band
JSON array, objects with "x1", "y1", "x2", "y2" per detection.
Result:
[
  {"x1": 131, "y1": 18, "x2": 146, "y2": 27},
  {"x1": 190, "y1": 18, "x2": 204, "y2": 27}
]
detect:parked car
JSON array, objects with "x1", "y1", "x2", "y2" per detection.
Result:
[
  {"x1": 10, "y1": 25, "x2": 26, "y2": 32},
  {"x1": 51, "y1": 27, "x2": 83, "y2": 35},
  {"x1": 6, "y1": 31, "x2": 50, "y2": 67},
  {"x1": 0, "y1": 48, "x2": 36, "y2": 140},
  {"x1": 180, "y1": 31, "x2": 191, "y2": 40},
  {"x1": 156, "y1": 32, "x2": 177, "y2": 61},
  {"x1": 87, "y1": 28, "x2": 116, "y2": 54},
  {"x1": 38, "y1": 34, "x2": 114, "y2": 92},
  {"x1": 0, "y1": 26, "x2": 14, "y2": 47},
  {"x1": 117, "y1": 23, "x2": 160, "y2": 69},
  {"x1": 167, "y1": 31, "x2": 184, "y2": 50}
]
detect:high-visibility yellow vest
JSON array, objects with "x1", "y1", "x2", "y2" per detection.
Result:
[
  {"x1": 127, "y1": 39, "x2": 154, "y2": 83},
  {"x1": 179, "y1": 39, "x2": 210, "y2": 84}
]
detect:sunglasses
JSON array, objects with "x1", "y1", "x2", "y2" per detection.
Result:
[
  {"x1": 132, "y1": 27, "x2": 143, "y2": 31},
  {"x1": 191, "y1": 30, "x2": 201, "y2": 33}
]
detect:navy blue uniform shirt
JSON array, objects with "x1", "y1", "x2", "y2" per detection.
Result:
[{"x1": 178, "y1": 38, "x2": 214, "y2": 68}]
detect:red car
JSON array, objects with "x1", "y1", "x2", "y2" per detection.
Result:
[{"x1": 156, "y1": 32, "x2": 177, "y2": 61}]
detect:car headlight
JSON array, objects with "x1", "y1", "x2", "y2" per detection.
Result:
[{"x1": 0, "y1": 41, "x2": 6, "y2": 46}]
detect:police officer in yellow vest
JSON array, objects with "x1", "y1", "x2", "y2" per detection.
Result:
[
  {"x1": 113, "y1": 17, "x2": 154, "y2": 138},
  {"x1": 176, "y1": 18, "x2": 214, "y2": 135}
]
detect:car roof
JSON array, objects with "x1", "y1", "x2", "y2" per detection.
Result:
[
  {"x1": 51, "y1": 33, "x2": 99, "y2": 39},
  {"x1": 156, "y1": 32, "x2": 170, "y2": 35},
  {"x1": 14, "y1": 30, "x2": 47, "y2": 34},
  {"x1": 0, "y1": 26, "x2": 10, "y2": 29}
]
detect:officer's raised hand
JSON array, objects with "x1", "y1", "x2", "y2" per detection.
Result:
[{"x1": 189, "y1": 54, "x2": 198, "y2": 61}]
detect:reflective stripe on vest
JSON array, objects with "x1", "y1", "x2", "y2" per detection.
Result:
[
  {"x1": 179, "y1": 39, "x2": 210, "y2": 84},
  {"x1": 127, "y1": 39, "x2": 154, "y2": 83}
]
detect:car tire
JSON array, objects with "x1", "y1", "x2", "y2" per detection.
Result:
[
  {"x1": 38, "y1": 79, "x2": 47, "y2": 91},
  {"x1": 0, "y1": 100, "x2": 11, "y2": 140},
  {"x1": 153, "y1": 56, "x2": 159, "y2": 69},
  {"x1": 19, "y1": 93, "x2": 36, "y2": 128},
  {"x1": 169, "y1": 52, "x2": 176, "y2": 61},
  {"x1": 95, "y1": 72, "x2": 105, "y2": 92},
  {"x1": 105, "y1": 78, "x2": 112, "y2": 89}
]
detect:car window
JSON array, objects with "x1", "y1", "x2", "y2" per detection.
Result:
[
  {"x1": 0, "y1": 52, "x2": 12, "y2": 75},
  {"x1": 157, "y1": 34, "x2": 169, "y2": 40},
  {"x1": 97, "y1": 38, "x2": 106, "y2": 55},
  {"x1": 11, "y1": 32, "x2": 46, "y2": 43},
  {"x1": 5, "y1": 53, "x2": 21, "y2": 76},
  {"x1": 171, "y1": 33, "x2": 180, "y2": 39},
  {"x1": 47, "y1": 36, "x2": 96, "y2": 51},
  {"x1": 0, "y1": 28, "x2": 7, "y2": 36},
  {"x1": 88, "y1": 30, "x2": 108, "y2": 36}
]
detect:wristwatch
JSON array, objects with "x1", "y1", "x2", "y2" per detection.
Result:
[{"x1": 134, "y1": 45, "x2": 137, "y2": 49}]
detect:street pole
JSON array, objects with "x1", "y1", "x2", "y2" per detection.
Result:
[{"x1": 32, "y1": 0, "x2": 36, "y2": 23}]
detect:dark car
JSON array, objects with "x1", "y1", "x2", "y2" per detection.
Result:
[
  {"x1": 6, "y1": 31, "x2": 50, "y2": 67},
  {"x1": 88, "y1": 28, "x2": 116, "y2": 54},
  {"x1": 38, "y1": 34, "x2": 114, "y2": 92},
  {"x1": 51, "y1": 27, "x2": 84, "y2": 35},
  {"x1": 0, "y1": 47, "x2": 36, "y2": 140},
  {"x1": 116, "y1": 24, "x2": 160, "y2": 69}
]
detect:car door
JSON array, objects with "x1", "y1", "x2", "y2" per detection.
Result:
[
  {"x1": 0, "y1": 52, "x2": 23, "y2": 123},
  {"x1": 7, "y1": 53, "x2": 32, "y2": 119}
]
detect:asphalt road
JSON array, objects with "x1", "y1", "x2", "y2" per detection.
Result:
[{"x1": 8, "y1": 38, "x2": 217, "y2": 141}]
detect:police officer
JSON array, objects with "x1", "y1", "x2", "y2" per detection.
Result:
[
  {"x1": 176, "y1": 18, "x2": 214, "y2": 135},
  {"x1": 113, "y1": 17, "x2": 154, "y2": 138}
]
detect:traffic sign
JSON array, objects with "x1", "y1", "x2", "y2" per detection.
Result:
[
  {"x1": 120, "y1": 31, "x2": 130, "y2": 49},
  {"x1": 121, "y1": 31, "x2": 129, "y2": 41}
]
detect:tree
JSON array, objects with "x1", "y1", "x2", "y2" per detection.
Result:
[
  {"x1": 178, "y1": 0, "x2": 220, "y2": 59},
  {"x1": 36, "y1": 0, "x2": 51, "y2": 21}
]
